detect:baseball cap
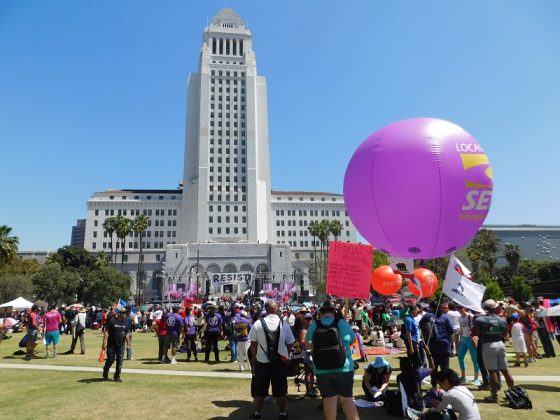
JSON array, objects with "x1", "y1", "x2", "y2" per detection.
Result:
[
  {"x1": 372, "y1": 356, "x2": 389, "y2": 369},
  {"x1": 483, "y1": 299, "x2": 498, "y2": 310},
  {"x1": 304, "y1": 313, "x2": 313, "y2": 319}
]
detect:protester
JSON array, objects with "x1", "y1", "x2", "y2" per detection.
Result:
[
  {"x1": 249, "y1": 301, "x2": 295, "y2": 420},
  {"x1": 166, "y1": 305, "x2": 184, "y2": 365},
  {"x1": 472, "y1": 299, "x2": 515, "y2": 403},
  {"x1": 419, "y1": 301, "x2": 454, "y2": 391},
  {"x1": 458, "y1": 306, "x2": 480, "y2": 385},
  {"x1": 24, "y1": 304, "x2": 40, "y2": 358},
  {"x1": 510, "y1": 313, "x2": 528, "y2": 367},
  {"x1": 402, "y1": 305, "x2": 421, "y2": 368},
  {"x1": 204, "y1": 303, "x2": 223, "y2": 362},
  {"x1": 362, "y1": 356, "x2": 391, "y2": 402},
  {"x1": 534, "y1": 300, "x2": 556, "y2": 358},
  {"x1": 155, "y1": 310, "x2": 169, "y2": 363},
  {"x1": 407, "y1": 369, "x2": 481, "y2": 420},
  {"x1": 184, "y1": 307, "x2": 198, "y2": 361},
  {"x1": 444, "y1": 303, "x2": 462, "y2": 357},
  {"x1": 67, "y1": 307, "x2": 86, "y2": 355},
  {"x1": 235, "y1": 310, "x2": 252, "y2": 371},
  {"x1": 42, "y1": 304, "x2": 62, "y2": 358},
  {"x1": 102, "y1": 307, "x2": 130, "y2": 382},
  {"x1": 306, "y1": 300, "x2": 359, "y2": 420}
]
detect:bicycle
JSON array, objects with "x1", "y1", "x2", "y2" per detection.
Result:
[{"x1": 286, "y1": 352, "x2": 320, "y2": 400}]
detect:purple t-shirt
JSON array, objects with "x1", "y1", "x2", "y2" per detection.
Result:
[
  {"x1": 234, "y1": 317, "x2": 252, "y2": 342},
  {"x1": 184, "y1": 315, "x2": 196, "y2": 336},
  {"x1": 205, "y1": 313, "x2": 223, "y2": 333},
  {"x1": 166, "y1": 313, "x2": 184, "y2": 336}
]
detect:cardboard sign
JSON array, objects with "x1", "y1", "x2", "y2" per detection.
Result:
[{"x1": 326, "y1": 241, "x2": 373, "y2": 300}]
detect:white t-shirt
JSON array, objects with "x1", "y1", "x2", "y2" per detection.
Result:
[
  {"x1": 248, "y1": 314, "x2": 295, "y2": 363},
  {"x1": 434, "y1": 386, "x2": 481, "y2": 420},
  {"x1": 447, "y1": 310, "x2": 461, "y2": 331},
  {"x1": 414, "y1": 312, "x2": 424, "y2": 341},
  {"x1": 459, "y1": 313, "x2": 473, "y2": 337},
  {"x1": 153, "y1": 310, "x2": 163, "y2": 321}
]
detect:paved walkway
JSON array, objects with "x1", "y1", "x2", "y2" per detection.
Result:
[{"x1": 1, "y1": 363, "x2": 560, "y2": 382}]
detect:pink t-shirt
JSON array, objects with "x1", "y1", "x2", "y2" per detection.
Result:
[{"x1": 45, "y1": 310, "x2": 61, "y2": 333}]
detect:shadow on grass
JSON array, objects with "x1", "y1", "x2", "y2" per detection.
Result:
[
  {"x1": 142, "y1": 361, "x2": 162, "y2": 365},
  {"x1": 521, "y1": 384, "x2": 560, "y2": 392},
  {"x1": 546, "y1": 410, "x2": 560, "y2": 416},
  {"x1": 208, "y1": 400, "x2": 252, "y2": 420},
  {"x1": 77, "y1": 378, "x2": 108, "y2": 383}
]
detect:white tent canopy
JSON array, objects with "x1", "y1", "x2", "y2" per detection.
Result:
[
  {"x1": 536, "y1": 305, "x2": 560, "y2": 317},
  {"x1": 0, "y1": 297, "x2": 33, "y2": 310}
]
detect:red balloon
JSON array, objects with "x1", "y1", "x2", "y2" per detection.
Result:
[
  {"x1": 372, "y1": 265, "x2": 403, "y2": 296},
  {"x1": 407, "y1": 268, "x2": 439, "y2": 298}
]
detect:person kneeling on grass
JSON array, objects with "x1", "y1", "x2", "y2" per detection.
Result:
[
  {"x1": 362, "y1": 356, "x2": 391, "y2": 402},
  {"x1": 407, "y1": 369, "x2": 481, "y2": 420}
]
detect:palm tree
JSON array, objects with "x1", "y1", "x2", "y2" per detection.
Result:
[
  {"x1": 0, "y1": 225, "x2": 19, "y2": 267},
  {"x1": 94, "y1": 251, "x2": 110, "y2": 268},
  {"x1": 504, "y1": 243, "x2": 521, "y2": 276},
  {"x1": 329, "y1": 220, "x2": 343, "y2": 242},
  {"x1": 308, "y1": 221, "x2": 320, "y2": 289},
  {"x1": 133, "y1": 214, "x2": 150, "y2": 302},
  {"x1": 317, "y1": 219, "x2": 331, "y2": 256},
  {"x1": 102, "y1": 217, "x2": 118, "y2": 267},
  {"x1": 467, "y1": 228, "x2": 501, "y2": 277},
  {"x1": 115, "y1": 215, "x2": 133, "y2": 272}
]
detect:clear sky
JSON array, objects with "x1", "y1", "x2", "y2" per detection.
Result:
[{"x1": 1, "y1": 0, "x2": 559, "y2": 251}]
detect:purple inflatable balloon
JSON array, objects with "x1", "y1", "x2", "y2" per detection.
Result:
[{"x1": 344, "y1": 118, "x2": 493, "y2": 259}]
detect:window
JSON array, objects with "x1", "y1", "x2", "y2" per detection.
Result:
[
  {"x1": 92, "y1": 242, "x2": 96, "y2": 249},
  {"x1": 93, "y1": 231, "x2": 97, "y2": 238},
  {"x1": 94, "y1": 220, "x2": 98, "y2": 227},
  {"x1": 95, "y1": 210, "x2": 99, "y2": 216},
  {"x1": 209, "y1": 227, "x2": 213, "y2": 234}
]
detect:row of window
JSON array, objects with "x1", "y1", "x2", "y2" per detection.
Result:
[
  {"x1": 211, "y1": 38, "x2": 243, "y2": 57},
  {"x1": 209, "y1": 157, "x2": 246, "y2": 165},
  {"x1": 210, "y1": 70, "x2": 245, "y2": 77},
  {"x1": 209, "y1": 216, "x2": 247, "y2": 223},
  {"x1": 276, "y1": 219, "x2": 350, "y2": 227},
  {"x1": 276, "y1": 196, "x2": 338, "y2": 202},
  {"x1": 210, "y1": 87, "x2": 245, "y2": 95},
  {"x1": 209, "y1": 176, "x2": 246, "y2": 183},
  {"x1": 208, "y1": 194, "x2": 246, "y2": 201},
  {"x1": 209, "y1": 129, "x2": 246, "y2": 137},
  {"x1": 97, "y1": 230, "x2": 176, "y2": 238},
  {"x1": 211, "y1": 95, "x2": 245, "y2": 103},
  {"x1": 210, "y1": 165, "x2": 246, "y2": 174},
  {"x1": 209, "y1": 138, "x2": 246, "y2": 146},
  {"x1": 107, "y1": 195, "x2": 177, "y2": 201},
  {"x1": 94, "y1": 209, "x2": 178, "y2": 217},
  {"x1": 209, "y1": 205, "x2": 247, "y2": 213},
  {"x1": 92, "y1": 241, "x2": 176, "y2": 250},
  {"x1": 209, "y1": 185, "x2": 246, "y2": 192},
  {"x1": 210, "y1": 120, "x2": 245, "y2": 128},
  {"x1": 276, "y1": 230, "x2": 351, "y2": 238},
  {"x1": 209, "y1": 147, "x2": 246, "y2": 155},
  {"x1": 209, "y1": 227, "x2": 247, "y2": 235},
  {"x1": 275, "y1": 210, "x2": 346, "y2": 217}
]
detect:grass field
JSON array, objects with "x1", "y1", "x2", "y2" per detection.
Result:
[{"x1": 1, "y1": 330, "x2": 559, "y2": 419}]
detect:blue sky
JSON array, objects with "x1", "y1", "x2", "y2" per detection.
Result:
[{"x1": 1, "y1": 1, "x2": 559, "y2": 250}]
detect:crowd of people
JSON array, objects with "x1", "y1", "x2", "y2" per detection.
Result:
[{"x1": 1, "y1": 294, "x2": 558, "y2": 419}]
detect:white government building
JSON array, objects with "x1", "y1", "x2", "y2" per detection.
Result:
[{"x1": 80, "y1": 9, "x2": 357, "y2": 302}]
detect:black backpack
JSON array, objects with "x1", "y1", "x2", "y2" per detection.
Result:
[
  {"x1": 312, "y1": 318, "x2": 346, "y2": 370},
  {"x1": 505, "y1": 386, "x2": 532, "y2": 409},
  {"x1": 260, "y1": 318, "x2": 281, "y2": 363}
]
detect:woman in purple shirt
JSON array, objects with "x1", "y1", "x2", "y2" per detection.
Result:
[
  {"x1": 184, "y1": 307, "x2": 197, "y2": 361},
  {"x1": 234, "y1": 310, "x2": 252, "y2": 371}
]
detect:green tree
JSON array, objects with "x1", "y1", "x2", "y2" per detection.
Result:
[
  {"x1": 0, "y1": 225, "x2": 19, "y2": 267},
  {"x1": 372, "y1": 250, "x2": 389, "y2": 269},
  {"x1": 32, "y1": 263, "x2": 80, "y2": 305},
  {"x1": 47, "y1": 245, "x2": 94, "y2": 271},
  {"x1": 504, "y1": 244, "x2": 521, "y2": 276},
  {"x1": 510, "y1": 275, "x2": 533, "y2": 303},
  {"x1": 479, "y1": 271, "x2": 504, "y2": 301},
  {"x1": 329, "y1": 220, "x2": 343, "y2": 242},
  {"x1": 132, "y1": 214, "x2": 149, "y2": 302},
  {"x1": 102, "y1": 216, "x2": 118, "y2": 267},
  {"x1": 517, "y1": 259, "x2": 543, "y2": 283},
  {"x1": 0, "y1": 273, "x2": 34, "y2": 302},
  {"x1": 466, "y1": 229, "x2": 501, "y2": 276},
  {"x1": 81, "y1": 267, "x2": 131, "y2": 308},
  {"x1": 115, "y1": 215, "x2": 133, "y2": 272},
  {"x1": 94, "y1": 251, "x2": 110, "y2": 268},
  {"x1": 308, "y1": 221, "x2": 320, "y2": 282}
]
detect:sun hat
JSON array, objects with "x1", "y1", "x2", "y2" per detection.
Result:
[{"x1": 371, "y1": 356, "x2": 390, "y2": 369}]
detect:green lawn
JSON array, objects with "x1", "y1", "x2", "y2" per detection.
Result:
[{"x1": 1, "y1": 330, "x2": 559, "y2": 419}]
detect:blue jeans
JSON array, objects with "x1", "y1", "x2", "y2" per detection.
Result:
[
  {"x1": 104, "y1": 345, "x2": 125, "y2": 379},
  {"x1": 229, "y1": 337, "x2": 238, "y2": 361}
]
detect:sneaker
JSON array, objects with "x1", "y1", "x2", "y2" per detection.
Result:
[
  {"x1": 407, "y1": 407, "x2": 421, "y2": 420},
  {"x1": 114, "y1": 377, "x2": 123, "y2": 383},
  {"x1": 484, "y1": 394, "x2": 498, "y2": 403},
  {"x1": 44, "y1": 353, "x2": 50, "y2": 359},
  {"x1": 249, "y1": 413, "x2": 262, "y2": 419},
  {"x1": 471, "y1": 379, "x2": 481, "y2": 386},
  {"x1": 171, "y1": 359, "x2": 177, "y2": 365},
  {"x1": 102, "y1": 372, "x2": 108, "y2": 380},
  {"x1": 460, "y1": 377, "x2": 468, "y2": 384},
  {"x1": 478, "y1": 384, "x2": 490, "y2": 391}
]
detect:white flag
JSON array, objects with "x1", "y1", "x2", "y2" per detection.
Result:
[{"x1": 443, "y1": 255, "x2": 486, "y2": 313}]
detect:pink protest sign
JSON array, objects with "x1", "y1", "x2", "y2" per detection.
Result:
[{"x1": 326, "y1": 241, "x2": 374, "y2": 299}]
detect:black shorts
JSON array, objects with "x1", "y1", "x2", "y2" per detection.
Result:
[
  {"x1": 316, "y1": 371, "x2": 354, "y2": 398},
  {"x1": 252, "y1": 361, "x2": 288, "y2": 398}
]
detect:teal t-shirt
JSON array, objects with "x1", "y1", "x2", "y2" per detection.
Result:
[{"x1": 305, "y1": 315, "x2": 355, "y2": 374}]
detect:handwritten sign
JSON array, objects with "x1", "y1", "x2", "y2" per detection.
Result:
[{"x1": 326, "y1": 241, "x2": 373, "y2": 299}]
